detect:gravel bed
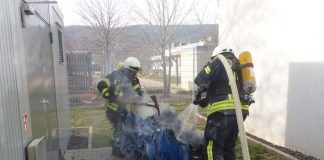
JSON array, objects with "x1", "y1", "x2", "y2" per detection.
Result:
[{"x1": 247, "y1": 133, "x2": 319, "y2": 160}]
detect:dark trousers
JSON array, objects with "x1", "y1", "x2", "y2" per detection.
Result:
[
  {"x1": 106, "y1": 108, "x2": 128, "y2": 157},
  {"x1": 204, "y1": 112, "x2": 245, "y2": 160},
  {"x1": 106, "y1": 108, "x2": 123, "y2": 137}
]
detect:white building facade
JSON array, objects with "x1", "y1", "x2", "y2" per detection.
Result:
[
  {"x1": 217, "y1": 0, "x2": 324, "y2": 159},
  {"x1": 151, "y1": 42, "x2": 212, "y2": 90}
]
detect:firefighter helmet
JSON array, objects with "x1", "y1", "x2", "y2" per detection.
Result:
[
  {"x1": 211, "y1": 45, "x2": 234, "y2": 59},
  {"x1": 124, "y1": 57, "x2": 141, "y2": 72}
]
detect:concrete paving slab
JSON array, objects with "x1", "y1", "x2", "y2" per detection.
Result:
[{"x1": 64, "y1": 147, "x2": 123, "y2": 160}]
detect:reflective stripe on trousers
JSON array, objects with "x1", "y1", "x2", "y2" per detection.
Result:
[{"x1": 207, "y1": 140, "x2": 214, "y2": 160}]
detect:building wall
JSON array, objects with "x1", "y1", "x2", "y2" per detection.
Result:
[
  {"x1": 180, "y1": 46, "x2": 211, "y2": 90},
  {"x1": 50, "y1": 4, "x2": 72, "y2": 152},
  {"x1": 218, "y1": 0, "x2": 324, "y2": 158},
  {"x1": 0, "y1": 0, "x2": 32, "y2": 160},
  {"x1": 0, "y1": 1, "x2": 70, "y2": 160},
  {"x1": 180, "y1": 49, "x2": 195, "y2": 90},
  {"x1": 23, "y1": 1, "x2": 62, "y2": 159}
]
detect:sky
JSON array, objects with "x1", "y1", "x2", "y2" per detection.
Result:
[
  {"x1": 57, "y1": 0, "x2": 218, "y2": 26},
  {"x1": 57, "y1": 0, "x2": 83, "y2": 25}
]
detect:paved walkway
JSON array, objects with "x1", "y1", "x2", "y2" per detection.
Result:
[
  {"x1": 139, "y1": 77, "x2": 181, "y2": 93},
  {"x1": 64, "y1": 147, "x2": 122, "y2": 160}
]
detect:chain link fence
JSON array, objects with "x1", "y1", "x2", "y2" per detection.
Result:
[
  {"x1": 66, "y1": 42, "x2": 214, "y2": 110},
  {"x1": 67, "y1": 51, "x2": 103, "y2": 107}
]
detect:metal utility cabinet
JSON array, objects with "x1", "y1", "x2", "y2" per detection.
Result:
[{"x1": 0, "y1": 0, "x2": 71, "y2": 160}]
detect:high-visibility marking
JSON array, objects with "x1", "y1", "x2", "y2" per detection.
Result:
[
  {"x1": 101, "y1": 88, "x2": 108, "y2": 94},
  {"x1": 204, "y1": 66, "x2": 211, "y2": 74},
  {"x1": 133, "y1": 83, "x2": 140, "y2": 89},
  {"x1": 103, "y1": 78, "x2": 111, "y2": 87},
  {"x1": 207, "y1": 140, "x2": 214, "y2": 160}
]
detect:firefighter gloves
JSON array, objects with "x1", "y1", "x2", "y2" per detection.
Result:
[{"x1": 193, "y1": 98, "x2": 208, "y2": 108}]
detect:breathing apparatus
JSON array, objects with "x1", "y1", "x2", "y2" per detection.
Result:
[
  {"x1": 238, "y1": 51, "x2": 256, "y2": 104},
  {"x1": 212, "y1": 47, "x2": 256, "y2": 105}
]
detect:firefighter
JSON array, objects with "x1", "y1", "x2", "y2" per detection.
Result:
[
  {"x1": 193, "y1": 46, "x2": 250, "y2": 160},
  {"x1": 97, "y1": 57, "x2": 143, "y2": 156}
]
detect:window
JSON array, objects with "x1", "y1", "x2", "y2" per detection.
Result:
[{"x1": 58, "y1": 30, "x2": 64, "y2": 64}]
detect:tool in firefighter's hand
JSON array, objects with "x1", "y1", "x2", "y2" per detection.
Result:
[
  {"x1": 120, "y1": 95, "x2": 160, "y2": 115},
  {"x1": 149, "y1": 95, "x2": 160, "y2": 115}
]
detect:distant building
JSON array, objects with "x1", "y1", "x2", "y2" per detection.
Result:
[{"x1": 151, "y1": 41, "x2": 214, "y2": 90}]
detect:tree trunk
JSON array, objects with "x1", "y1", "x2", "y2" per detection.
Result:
[
  {"x1": 167, "y1": 43, "x2": 172, "y2": 95},
  {"x1": 105, "y1": 36, "x2": 110, "y2": 74},
  {"x1": 161, "y1": 45, "x2": 168, "y2": 97},
  {"x1": 176, "y1": 56, "x2": 179, "y2": 86},
  {"x1": 104, "y1": 50, "x2": 109, "y2": 76}
]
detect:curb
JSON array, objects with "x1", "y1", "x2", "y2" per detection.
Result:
[{"x1": 246, "y1": 135, "x2": 298, "y2": 160}]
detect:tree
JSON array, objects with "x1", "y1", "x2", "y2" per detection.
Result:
[
  {"x1": 77, "y1": 0, "x2": 128, "y2": 75},
  {"x1": 193, "y1": 3, "x2": 219, "y2": 51},
  {"x1": 134, "y1": 0, "x2": 195, "y2": 96}
]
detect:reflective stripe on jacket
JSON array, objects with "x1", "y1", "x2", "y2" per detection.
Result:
[
  {"x1": 104, "y1": 101, "x2": 118, "y2": 111},
  {"x1": 207, "y1": 94, "x2": 249, "y2": 116}
]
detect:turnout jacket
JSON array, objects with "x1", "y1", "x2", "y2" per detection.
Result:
[
  {"x1": 194, "y1": 52, "x2": 249, "y2": 116},
  {"x1": 97, "y1": 68, "x2": 143, "y2": 112}
]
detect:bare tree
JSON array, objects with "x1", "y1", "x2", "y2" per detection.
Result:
[
  {"x1": 134, "y1": 0, "x2": 195, "y2": 96},
  {"x1": 193, "y1": 4, "x2": 218, "y2": 51},
  {"x1": 77, "y1": 0, "x2": 128, "y2": 75}
]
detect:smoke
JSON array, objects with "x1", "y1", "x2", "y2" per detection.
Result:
[
  {"x1": 120, "y1": 102, "x2": 205, "y2": 158},
  {"x1": 156, "y1": 103, "x2": 204, "y2": 146}
]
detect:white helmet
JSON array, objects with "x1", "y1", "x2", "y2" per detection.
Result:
[
  {"x1": 211, "y1": 44, "x2": 234, "y2": 59},
  {"x1": 124, "y1": 57, "x2": 141, "y2": 71}
]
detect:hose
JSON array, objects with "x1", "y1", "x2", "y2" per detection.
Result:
[{"x1": 216, "y1": 54, "x2": 251, "y2": 160}]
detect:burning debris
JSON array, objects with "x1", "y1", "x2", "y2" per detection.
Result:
[{"x1": 117, "y1": 101, "x2": 205, "y2": 159}]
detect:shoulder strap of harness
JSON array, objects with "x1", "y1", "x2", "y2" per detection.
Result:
[{"x1": 210, "y1": 52, "x2": 241, "y2": 96}]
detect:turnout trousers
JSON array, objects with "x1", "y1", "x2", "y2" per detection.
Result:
[
  {"x1": 106, "y1": 108, "x2": 127, "y2": 137},
  {"x1": 106, "y1": 108, "x2": 126, "y2": 157},
  {"x1": 204, "y1": 112, "x2": 242, "y2": 160}
]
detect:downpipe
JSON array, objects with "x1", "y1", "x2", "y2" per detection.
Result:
[{"x1": 216, "y1": 54, "x2": 251, "y2": 160}]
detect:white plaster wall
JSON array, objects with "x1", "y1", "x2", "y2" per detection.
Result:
[
  {"x1": 218, "y1": 0, "x2": 324, "y2": 159},
  {"x1": 180, "y1": 52, "x2": 195, "y2": 90}
]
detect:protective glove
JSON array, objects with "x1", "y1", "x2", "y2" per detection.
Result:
[
  {"x1": 193, "y1": 99, "x2": 208, "y2": 108},
  {"x1": 197, "y1": 98, "x2": 208, "y2": 108},
  {"x1": 137, "y1": 90, "x2": 144, "y2": 97},
  {"x1": 193, "y1": 92, "x2": 202, "y2": 105},
  {"x1": 193, "y1": 99, "x2": 199, "y2": 105}
]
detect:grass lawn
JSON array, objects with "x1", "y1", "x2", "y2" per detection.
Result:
[
  {"x1": 236, "y1": 141, "x2": 289, "y2": 160},
  {"x1": 70, "y1": 103, "x2": 289, "y2": 159},
  {"x1": 70, "y1": 106, "x2": 113, "y2": 148}
]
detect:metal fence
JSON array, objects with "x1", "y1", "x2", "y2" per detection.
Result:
[
  {"x1": 67, "y1": 51, "x2": 103, "y2": 107},
  {"x1": 66, "y1": 44, "x2": 213, "y2": 109}
]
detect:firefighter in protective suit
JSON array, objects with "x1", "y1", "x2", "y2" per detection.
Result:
[
  {"x1": 97, "y1": 57, "x2": 143, "y2": 156},
  {"x1": 193, "y1": 47, "x2": 250, "y2": 160}
]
